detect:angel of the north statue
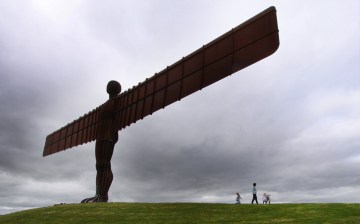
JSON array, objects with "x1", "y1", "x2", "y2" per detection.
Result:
[{"x1": 43, "y1": 7, "x2": 279, "y2": 203}]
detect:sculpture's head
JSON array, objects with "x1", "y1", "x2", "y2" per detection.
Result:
[
  {"x1": 107, "y1": 80, "x2": 121, "y2": 98},
  {"x1": 253, "y1": 183, "x2": 256, "y2": 186}
]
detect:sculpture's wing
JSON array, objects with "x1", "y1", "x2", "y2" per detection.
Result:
[
  {"x1": 113, "y1": 6, "x2": 279, "y2": 131},
  {"x1": 43, "y1": 6, "x2": 279, "y2": 157},
  {"x1": 43, "y1": 107, "x2": 102, "y2": 156}
]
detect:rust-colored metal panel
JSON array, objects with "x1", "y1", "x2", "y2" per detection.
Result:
[
  {"x1": 60, "y1": 128, "x2": 67, "y2": 140},
  {"x1": 131, "y1": 89, "x2": 139, "y2": 124},
  {"x1": 202, "y1": 54, "x2": 233, "y2": 87},
  {"x1": 82, "y1": 116, "x2": 88, "y2": 143},
  {"x1": 135, "y1": 99, "x2": 144, "y2": 121},
  {"x1": 70, "y1": 132, "x2": 77, "y2": 148},
  {"x1": 43, "y1": 6, "x2": 279, "y2": 156},
  {"x1": 138, "y1": 85, "x2": 146, "y2": 99},
  {"x1": 73, "y1": 121, "x2": 79, "y2": 133},
  {"x1": 155, "y1": 73, "x2": 167, "y2": 91},
  {"x1": 164, "y1": 81, "x2": 181, "y2": 107},
  {"x1": 143, "y1": 95, "x2": 153, "y2": 117},
  {"x1": 124, "y1": 96, "x2": 132, "y2": 126},
  {"x1": 76, "y1": 132, "x2": 82, "y2": 146},
  {"x1": 84, "y1": 115, "x2": 89, "y2": 128},
  {"x1": 119, "y1": 94, "x2": 125, "y2": 128},
  {"x1": 121, "y1": 92, "x2": 128, "y2": 126},
  {"x1": 45, "y1": 134, "x2": 53, "y2": 148},
  {"x1": 129, "y1": 103, "x2": 137, "y2": 125},
  {"x1": 114, "y1": 97, "x2": 121, "y2": 129},
  {"x1": 59, "y1": 138, "x2": 65, "y2": 151},
  {"x1": 153, "y1": 89, "x2": 166, "y2": 112},
  {"x1": 117, "y1": 94, "x2": 125, "y2": 129},
  {"x1": 182, "y1": 70, "x2": 202, "y2": 98},
  {"x1": 53, "y1": 131, "x2": 60, "y2": 144},
  {"x1": 91, "y1": 123, "x2": 97, "y2": 142},
  {"x1": 184, "y1": 52, "x2": 203, "y2": 78},
  {"x1": 49, "y1": 142, "x2": 57, "y2": 156},
  {"x1": 79, "y1": 118, "x2": 84, "y2": 131},
  {"x1": 168, "y1": 64, "x2": 182, "y2": 84},
  {"x1": 65, "y1": 135, "x2": 71, "y2": 149},
  {"x1": 204, "y1": 35, "x2": 233, "y2": 65}
]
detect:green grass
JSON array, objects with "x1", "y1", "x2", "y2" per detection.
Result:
[{"x1": 0, "y1": 203, "x2": 359, "y2": 223}]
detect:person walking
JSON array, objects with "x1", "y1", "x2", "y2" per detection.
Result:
[
  {"x1": 251, "y1": 183, "x2": 258, "y2": 204},
  {"x1": 235, "y1": 192, "x2": 242, "y2": 204}
]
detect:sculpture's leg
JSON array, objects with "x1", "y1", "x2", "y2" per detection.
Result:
[
  {"x1": 81, "y1": 140, "x2": 115, "y2": 203},
  {"x1": 95, "y1": 140, "x2": 114, "y2": 202}
]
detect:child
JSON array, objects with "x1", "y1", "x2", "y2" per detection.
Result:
[
  {"x1": 235, "y1": 192, "x2": 242, "y2": 204},
  {"x1": 262, "y1": 193, "x2": 271, "y2": 204}
]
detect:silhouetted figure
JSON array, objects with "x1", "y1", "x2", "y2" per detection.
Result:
[
  {"x1": 81, "y1": 81, "x2": 121, "y2": 203},
  {"x1": 235, "y1": 192, "x2": 242, "y2": 204},
  {"x1": 251, "y1": 182, "x2": 258, "y2": 204}
]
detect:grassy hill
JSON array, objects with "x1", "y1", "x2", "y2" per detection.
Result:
[{"x1": 0, "y1": 203, "x2": 359, "y2": 223}]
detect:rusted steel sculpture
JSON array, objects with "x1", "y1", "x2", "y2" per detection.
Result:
[{"x1": 43, "y1": 6, "x2": 280, "y2": 203}]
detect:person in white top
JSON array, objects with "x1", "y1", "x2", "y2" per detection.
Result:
[
  {"x1": 262, "y1": 193, "x2": 271, "y2": 204},
  {"x1": 235, "y1": 192, "x2": 242, "y2": 204},
  {"x1": 251, "y1": 183, "x2": 258, "y2": 204}
]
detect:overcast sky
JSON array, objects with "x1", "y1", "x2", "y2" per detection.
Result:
[{"x1": 0, "y1": 0, "x2": 359, "y2": 215}]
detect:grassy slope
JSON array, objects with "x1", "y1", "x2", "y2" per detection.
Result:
[{"x1": 0, "y1": 203, "x2": 359, "y2": 224}]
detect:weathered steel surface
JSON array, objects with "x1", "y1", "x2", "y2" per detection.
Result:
[{"x1": 43, "y1": 6, "x2": 279, "y2": 157}]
